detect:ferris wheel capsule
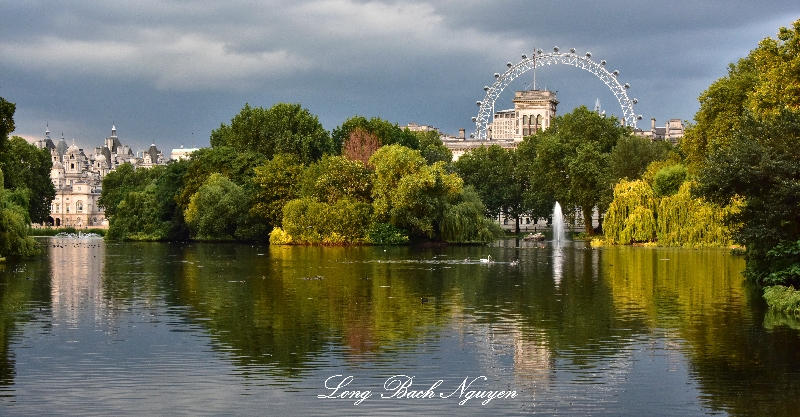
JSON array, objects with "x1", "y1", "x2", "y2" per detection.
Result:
[
  {"x1": 522, "y1": 54, "x2": 527, "y2": 59},
  {"x1": 624, "y1": 83, "x2": 630, "y2": 89},
  {"x1": 553, "y1": 46, "x2": 559, "y2": 52},
  {"x1": 494, "y1": 73, "x2": 500, "y2": 78},
  {"x1": 507, "y1": 62, "x2": 513, "y2": 67},
  {"x1": 632, "y1": 98, "x2": 638, "y2": 104},
  {"x1": 484, "y1": 86, "x2": 490, "y2": 91},
  {"x1": 600, "y1": 60, "x2": 606, "y2": 65},
  {"x1": 570, "y1": 48, "x2": 576, "y2": 53},
  {"x1": 585, "y1": 52, "x2": 591, "y2": 58},
  {"x1": 637, "y1": 115, "x2": 643, "y2": 120},
  {"x1": 476, "y1": 101, "x2": 482, "y2": 106},
  {"x1": 471, "y1": 117, "x2": 477, "y2": 122},
  {"x1": 612, "y1": 70, "x2": 619, "y2": 76}
]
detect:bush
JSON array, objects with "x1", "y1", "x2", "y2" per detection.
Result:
[
  {"x1": 366, "y1": 222, "x2": 408, "y2": 245},
  {"x1": 764, "y1": 285, "x2": 800, "y2": 315},
  {"x1": 762, "y1": 239, "x2": 800, "y2": 286},
  {"x1": 282, "y1": 197, "x2": 373, "y2": 244},
  {"x1": 269, "y1": 227, "x2": 293, "y2": 245},
  {"x1": 652, "y1": 164, "x2": 687, "y2": 197}
]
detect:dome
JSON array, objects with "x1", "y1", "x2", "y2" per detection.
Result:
[
  {"x1": 66, "y1": 144, "x2": 80, "y2": 155},
  {"x1": 52, "y1": 160, "x2": 64, "y2": 170}
]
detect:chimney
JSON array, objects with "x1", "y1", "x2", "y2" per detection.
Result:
[
  {"x1": 458, "y1": 128, "x2": 465, "y2": 139},
  {"x1": 651, "y1": 118, "x2": 656, "y2": 131}
]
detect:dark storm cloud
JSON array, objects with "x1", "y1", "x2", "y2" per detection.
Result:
[{"x1": 0, "y1": 0, "x2": 797, "y2": 152}]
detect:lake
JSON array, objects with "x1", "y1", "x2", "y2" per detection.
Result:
[{"x1": 1, "y1": 237, "x2": 799, "y2": 416}]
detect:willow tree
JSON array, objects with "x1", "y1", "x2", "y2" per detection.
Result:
[
  {"x1": 604, "y1": 178, "x2": 738, "y2": 247},
  {"x1": 604, "y1": 180, "x2": 657, "y2": 244}
]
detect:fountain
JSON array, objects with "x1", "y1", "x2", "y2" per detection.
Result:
[
  {"x1": 552, "y1": 202, "x2": 566, "y2": 286},
  {"x1": 552, "y1": 202, "x2": 566, "y2": 243}
]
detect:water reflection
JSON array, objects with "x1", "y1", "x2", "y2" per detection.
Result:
[
  {"x1": 4, "y1": 240, "x2": 800, "y2": 416},
  {"x1": 50, "y1": 237, "x2": 106, "y2": 324}
]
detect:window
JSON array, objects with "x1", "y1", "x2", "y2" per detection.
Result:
[{"x1": 77, "y1": 201, "x2": 83, "y2": 213}]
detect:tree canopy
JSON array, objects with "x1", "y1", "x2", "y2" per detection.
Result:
[
  {"x1": 0, "y1": 136, "x2": 55, "y2": 224},
  {"x1": 689, "y1": 20, "x2": 800, "y2": 286},
  {"x1": 454, "y1": 144, "x2": 525, "y2": 230},
  {"x1": 518, "y1": 106, "x2": 632, "y2": 234},
  {"x1": 209, "y1": 103, "x2": 334, "y2": 164},
  {"x1": 331, "y1": 116, "x2": 418, "y2": 152},
  {"x1": 681, "y1": 19, "x2": 800, "y2": 169}
]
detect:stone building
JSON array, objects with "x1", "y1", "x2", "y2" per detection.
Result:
[
  {"x1": 441, "y1": 88, "x2": 558, "y2": 160},
  {"x1": 491, "y1": 89, "x2": 558, "y2": 140},
  {"x1": 35, "y1": 125, "x2": 168, "y2": 228},
  {"x1": 634, "y1": 118, "x2": 685, "y2": 144}
]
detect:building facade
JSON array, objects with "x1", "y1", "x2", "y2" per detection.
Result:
[
  {"x1": 441, "y1": 88, "x2": 558, "y2": 160},
  {"x1": 35, "y1": 126, "x2": 168, "y2": 228},
  {"x1": 634, "y1": 118, "x2": 685, "y2": 144}
]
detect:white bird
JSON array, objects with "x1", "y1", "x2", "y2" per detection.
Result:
[{"x1": 480, "y1": 255, "x2": 494, "y2": 263}]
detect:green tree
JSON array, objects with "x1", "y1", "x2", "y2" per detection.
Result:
[
  {"x1": 0, "y1": 136, "x2": 55, "y2": 224},
  {"x1": 440, "y1": 186, "x2": 503, "y2": 243},
  {"x1": 415, "y1": 130, "x2": 452, "y2": 165},
  {"x1": 331, "y1": 116, "x2": 418, "y2": 152},
  {"x1": 370, "y1": 145, "x2": 462, "y2": 238},
  {"x1": 602, "y1": 135, "x2": 673, "y2": 208},
  {"x1": 99, "y1": 163, "x2": 163, "y2": 219},
  {"x1": 696, "y1": 111, "x2": 800, "y2": 285},
  {"x1": 454, "y1": 144, "x2": 525, "y2": 232},
  {"x1": 521, "y1": 106, "x2": 630, "y2": 234},
  {"x1": 681, "y1": 19, "x2": 800, "y2": 169},
  {"x1": 184, "y1": 173, "x2": 249, "y2": 241},
  {"x1": 299, "y1": 155, "x2": 373, "y2": 204},
  {"x1": 100, "y1": 161, "x2": 191, "y2": 241},
  {"x1": 652, "y1": 164, "x2": 688, "y2": 197},
  {"x1": 210, "y1": 103, "x2": 333, "y2": 164},
  {"x1": 0, "y1": 97, "x2": 14, "y2": 149},
  {"x1": 0, "y1": 169, "x2": 36, "y2": 258},
  {"x1": 250, "y1": 153, "x2": 305, "y2": 228},
  {"x1": 0, "y1": 97, "x2": 56, "y2": 224},
  {"x1": 176, "y1": 146, "x2": 266, "y2": 213}
]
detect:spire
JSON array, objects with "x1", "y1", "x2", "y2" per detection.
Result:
[
  {"x1": 45, "y1": 123, "x2": 50, "y2": 139},
  {"x1": 112, "y1": 124, "x2": 117, "y2": 137}
]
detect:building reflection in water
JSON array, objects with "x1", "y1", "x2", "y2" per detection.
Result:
[{"x1": 49, "y1": 238, "x2": 106, "y2": 324}]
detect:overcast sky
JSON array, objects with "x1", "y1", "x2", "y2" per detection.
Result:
[{"x1": 1, "y1": 1, "x2": 797, "y2": 154}]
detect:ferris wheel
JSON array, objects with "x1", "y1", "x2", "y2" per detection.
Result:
[{"x1": 472, "y1": 47, "x2": 642, "y2": 140}]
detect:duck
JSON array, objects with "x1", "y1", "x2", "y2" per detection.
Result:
[{"x1": 510, "y1": 258, "x2": 519, "y2": 266}]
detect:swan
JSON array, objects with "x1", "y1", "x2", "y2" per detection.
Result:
[
  {"x1": 480, "y1": 255, "x2": 494, "y2": 263},
  {"x1": 510, "y1": 258, "x2": 519, "y2": 266}
]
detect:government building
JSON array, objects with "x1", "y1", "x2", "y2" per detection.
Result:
[
  {"x1": 34, "y1": 126, "x2": 168, "y2": 228},
  {"x1": 437, "y1": 89, "x2": 558, "y2": 161}
]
